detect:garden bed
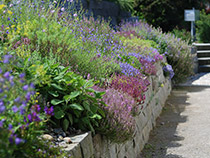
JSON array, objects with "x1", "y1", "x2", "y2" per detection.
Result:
[{"x1": 65, "y1": 60, "x2": 171, "y2": 158}]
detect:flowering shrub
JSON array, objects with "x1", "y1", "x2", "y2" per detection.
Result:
[
  {"x1": 92, "y1": 86, "x2": 136, "y2": 143},
  {"x1": 120, "y1": 20, "x2": 193, "y2": 83},
  {"x1": 111, "y1": 74, "x2": 150, "y2": 104}
]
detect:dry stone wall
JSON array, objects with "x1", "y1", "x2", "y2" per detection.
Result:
[{"x1": 63, "y1": 60, "x2": 172, "y2": 158}]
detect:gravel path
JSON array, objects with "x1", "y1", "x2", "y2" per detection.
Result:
[{"x1": 139, "y1": 73, "x2": 210, "y2": 158}]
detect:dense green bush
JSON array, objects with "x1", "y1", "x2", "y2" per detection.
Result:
[{"x1": 196, "y1": 11, "x2": 210, "y2": 43}]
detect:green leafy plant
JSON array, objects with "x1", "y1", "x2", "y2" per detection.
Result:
[
  {"x1": 196, "y1": 11, "x2": 210, "y2": 43},
  {"x1": 18, "y1": 55, "x2": 105, "y2": 133}
]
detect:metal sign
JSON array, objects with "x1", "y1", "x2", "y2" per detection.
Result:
[{"x1": 184, "y1": 9, "x2": 200, "y2": 21}]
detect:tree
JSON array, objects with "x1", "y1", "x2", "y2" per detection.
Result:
[{"x1": 134, "y1": 0, "x2": 207, "y2": 31}]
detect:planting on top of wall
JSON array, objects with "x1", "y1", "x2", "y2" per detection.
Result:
[{"x1": 0, "y1": 0, "x2": 193, "y2": 157}]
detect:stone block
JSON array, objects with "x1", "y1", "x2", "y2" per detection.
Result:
[
  {"x1": 64, "y1": 143, "x2": 83, "y2": 158},
  {"x1": 109, "y1": 144, "x2": 117, "y2": 158},
  {"x1": 80, "y1": 132, "x2": 94, "y2": 158},
  {"x1": 93, "y1": 134, "x2": 110, "y2": 158},
  {"x1": 135, "y1": 111, "x2": 149, "y2": 132}
]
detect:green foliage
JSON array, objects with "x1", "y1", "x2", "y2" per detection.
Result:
[
  {"x1": 119, "y1": 35, "x2": 158, "y2": 50},
  {"x1": 19, "y1": 53, "x2": 105, "y2": 133},
  {"x1": 69, "y1": 50, "x2": 121, "y2": 80},
  {"x1": 196, "y1": 11, "x2": 210, "y2": 43},
  {"x1": 171, "y1": 28, "x2": 192, "y2": 44}
]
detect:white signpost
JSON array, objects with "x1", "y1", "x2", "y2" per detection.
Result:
[{"x1": 184, "y1": 8, "x2": 200, "y2": 42}]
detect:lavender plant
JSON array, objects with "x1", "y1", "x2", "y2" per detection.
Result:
[{"x1": 92, "y1": 86, "x2": 136, "y2": 143}]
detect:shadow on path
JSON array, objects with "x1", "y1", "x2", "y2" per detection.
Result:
[{"x1": 138, "y1": 86, "x2": 208, "y2": 158}]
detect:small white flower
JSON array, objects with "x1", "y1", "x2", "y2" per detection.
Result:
[
  {"x1": 51, "y1": 10, "x2": 55, "y2": 13},
  {"x1": 73, "y1": 13, "x2": 77, "y2": 17},
  {"x1": 9, "y1": 4, "x2": 13, "y2": 7},
  {"x1": 54, "y1": 1, "x2": 57, "y2": 4}
]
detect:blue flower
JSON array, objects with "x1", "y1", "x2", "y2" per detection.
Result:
[
  {"x1": 0, "y1": 119, "x2": 5, "y2": 128},
  {"x1": 163, "y1": 64, "x2": 174, "y2": 79},
  {"x1": 120, "y1": 63, "x2": 140, "y2": 77},
  {"x1": 3, "y1": 71, "x2": 10, "y2": 79},
  {"x1": 8, "y1": 124, "x2": 13, "y2": 130},
  {"x1": 3, "y1": 54, "x2": 12, "y2": 64},
  {"x1": 15, "y1": 137, "x2": 24, "y2": 145},
  {"x1": 12, "y1": 106, "x2": 18, "y2": 113},
  {"x1": 14, "y1": 97, "x2": 21, "y2": 103},
  {"x1": 22, "y1": 85, "x2": 29, "y2": 91},
  {"x1": 25, "y1": 91, "x2": 31, "y2": 100},
  {"x1": 19, "y1": 105, "x2": 26, "y2": 115},
  {"x1": 19, "y1": 73, "x2": 25, "y2": 78}
]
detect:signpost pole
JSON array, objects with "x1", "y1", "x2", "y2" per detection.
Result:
[
  {"x1": 191, "y1": 8, "x2": 195, "y2": 42},
  {"x1": 191, "y1": 21, "x2": 194, "y2": 42}
]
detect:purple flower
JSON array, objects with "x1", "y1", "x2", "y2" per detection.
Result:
[
  {"x1": 25, "y1": 91, "x2": 31, "y2": 100},
  {"x1": 9, "y1": 136, "x2": 13, "y2": 143},
  {"x1": 120, "y1": 63, "x2": 140, "y2": 77},
  {"x1": 14, "y1": 97, "x2": 21, "y2": 103},
  {"x1": 15, "y1": 137, "x2": 24, "y2": 145},
  {"x1": 27, "y1": 114, "x2": 32, "y2": 122},
  {"x1": 163, "y1": 64, "x2": 174, "y2": 79},
  {"x1": 0, "y1": 88, "x2": 3, "y2": 93},
  {"x1": 19, "y1": 105, "x2": 25, "y2": 115},
  {"x1": 8, "y1": 124, "x2": 13, "y2": 130},
  {"x1": 32, "y1": 112, "x2": 41, "y2": 122},
  {"x1": 3, "y1": 54, "x2": 12, "y2": 63},
  {"x1": 19, "y1": 73, "x2": 25, "y2": 78},
  {"x1": 44, "y1": 106, "x2": 54, "y2": 116},
  {"x1": 12, "y1": 105, "x2": 18, "y2": 113},
  {"x1": 0, "y1": 101, "x2": 5, "y2": 113},
  {"x1": 3, "y1": 71, "x2": 10, "y2": 79},
  {"x1": 0, "y1": 119, "x2": 5, "y2": 128},
  {"x1": 30, "y1": 83, "x2": 35, "y2": 89},
  {"x1": 22, "y1": 85, "x2": 29, "y2": 91}
]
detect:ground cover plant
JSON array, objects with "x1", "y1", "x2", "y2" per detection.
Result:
[{"x1": 0, "y1": 0, "x2": 193, "y2": 156}]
